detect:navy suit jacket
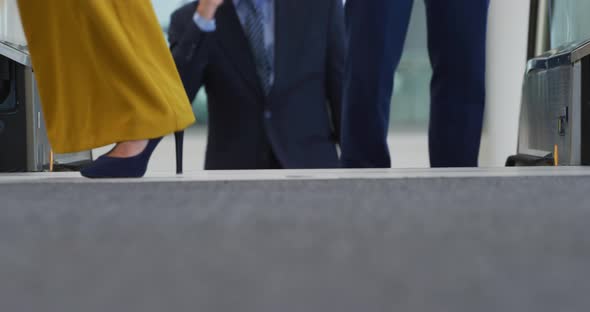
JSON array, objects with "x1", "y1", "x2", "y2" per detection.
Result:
[{"x1": 169, "y1": 0, "x2": 345, "y2": 169}]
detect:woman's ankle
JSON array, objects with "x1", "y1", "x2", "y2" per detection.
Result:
[{"x1": 107, "y1": 140, "x2": 149, "y2": 158}]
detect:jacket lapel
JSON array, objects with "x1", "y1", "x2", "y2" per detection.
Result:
[{"x1": 215, "y1": 1, "x2": 264, "y2": 96}]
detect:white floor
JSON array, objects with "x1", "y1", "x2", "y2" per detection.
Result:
[
  {"x1": 3, "y1": 167, "x2": 590, "y2": 184},
  {"x1": 93, "y1": 128, "x2": 431, "y2": 174}
]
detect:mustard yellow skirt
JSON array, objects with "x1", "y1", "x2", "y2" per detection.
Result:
[{"x1": 17, "y1": 0, "x2": 195, "y2": 153}]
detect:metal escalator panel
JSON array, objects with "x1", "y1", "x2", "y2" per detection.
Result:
[
  {"x1": 0, "y1": 55, "x2": 28, "y2": 172},
  {"x1": 516, "y1": 40, "x2": 590, "y2": 165}
]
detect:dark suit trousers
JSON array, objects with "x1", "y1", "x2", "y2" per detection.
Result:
[{"x1": 342, "y1": 0, "x2": 490, "y2": 168}]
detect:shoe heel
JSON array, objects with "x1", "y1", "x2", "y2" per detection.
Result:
[{"x1": 175, "y1": 131, "x2": 184, "y2": 174}]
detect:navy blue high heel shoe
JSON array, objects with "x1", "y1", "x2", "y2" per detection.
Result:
[{"x1": 80, "y1": 131, "x2": 184, "y2": 178}]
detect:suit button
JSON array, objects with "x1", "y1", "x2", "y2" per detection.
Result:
[{"x1": 264, "y1": 110, "x2": 272, "y2": 119}]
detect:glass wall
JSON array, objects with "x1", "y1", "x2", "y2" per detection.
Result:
[
  {"x1": 151, "y1": 0, "x2": 190, "y2": 30},
  {"x1": 390, "y1": 1, "x2": 430, "y2": 129},
  {"x1": 549, "y1": 0, "x2": 590, "y2": 49}
]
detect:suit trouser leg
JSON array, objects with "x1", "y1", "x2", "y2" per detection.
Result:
[
  {"x1": 425, "y1": 0, "x2": 490, "y2": 167},
  {"x1": 341, "y1": 0, "x2": 414, "y2": 168},
  {"x1": 268, "y1": 149, "x2": 283, "y2": 169}
]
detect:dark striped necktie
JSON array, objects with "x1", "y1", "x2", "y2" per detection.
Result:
[{"x1": 237, "y1": 0, "x2": 273, "y2": 94}]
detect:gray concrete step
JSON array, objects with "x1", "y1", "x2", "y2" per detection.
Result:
[{"x1": 1, "y1": 168, "x2": 590, "y2": 312}]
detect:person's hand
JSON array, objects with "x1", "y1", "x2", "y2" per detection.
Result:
[{"x1": 197, "y1": 0, "x2": 224, "y2": 20}]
